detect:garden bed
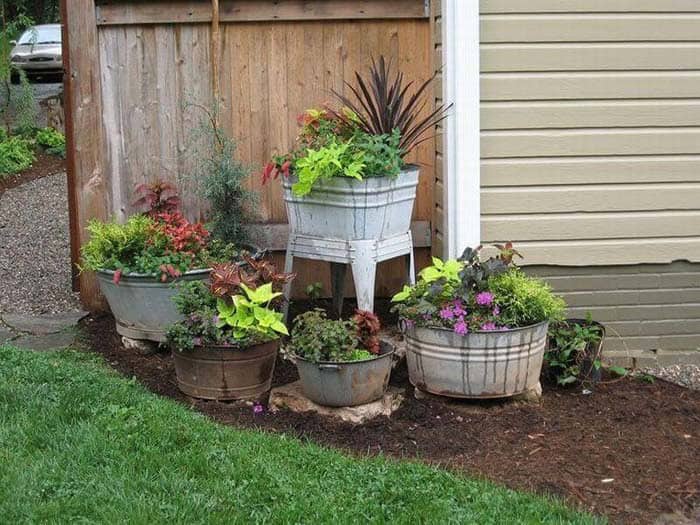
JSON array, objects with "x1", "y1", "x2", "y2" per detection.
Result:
[
  {"x1": 0, "y1": 152, "x2": 65, "y2": 197},
  {"x1": 82, "y1": 311, "x2": 700, "y2": 525}
]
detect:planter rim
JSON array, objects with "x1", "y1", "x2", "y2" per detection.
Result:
[
  {"x1": 97, "y1": 267, "x2": 211, "y2": 279},
  {"x1": 282, "y1": 164, "x2": 419, "y2": 187},
  {"x1": 405, "y1": 319, "x2": 549, "y2": 336},
  {"x1": 293, "y1": 347, "x2": 394, "y2": 366},
  {"x1": 174, "y1": 339, "x2": 281, "y2": 352}
]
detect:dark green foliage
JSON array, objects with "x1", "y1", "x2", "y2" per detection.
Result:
[
  {"x1": 351, "y1": 128, "x2": 402, "y2": 178},
  {"x1": 545, "y1": 315, "x2": 604, "y2": 386},
  {"x1": 290, "y1": 309, "x2": 376, "y2": 363}
]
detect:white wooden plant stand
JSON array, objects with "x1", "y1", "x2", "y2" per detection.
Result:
[{"x1": 282, "y1": 231, "x2": 415, "y2": 320}]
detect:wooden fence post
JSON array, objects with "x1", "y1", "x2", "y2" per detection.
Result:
[{"x1": 61, "y1": 0, "x2": 109, "y2": 310}]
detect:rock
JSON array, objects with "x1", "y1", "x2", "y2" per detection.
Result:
[
  {"x1": 269, "y1": 381, "x2": 404, "y2": 424},
  {"x1": 1, "y1": 311, "x2": 87, "y2": 335},
  {"x1": 121, "y1": 336, "x2": 160, "y2": 356},
  {"x1": 12, "y1": 331, "x2": 77, "y2": 351},
  {"x1": 512, "y1": 381, "x2": 543, "y2": 404}
]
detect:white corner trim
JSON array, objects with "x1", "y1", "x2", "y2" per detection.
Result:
[{"x1": 442, "y1": 0, "x2": 480, "y2": 258}]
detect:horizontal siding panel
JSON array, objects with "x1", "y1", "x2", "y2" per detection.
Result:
[
  {"x1": 481, "y1": 14, "x2": 700, "y2": 43},
  {"x1": 482, "y1": 156, "x2": 700, "y2": 186},
  {"x1": 482, "y1": 128, "x2": 700, "y2": 158},
  {"x1": 481, "y1": 100, "x2": 700, "y2": 130},
  {"x1": 509, "y1": 239, "x2": 700, "y2": 266},
  {"x1": 482, "y1": 184, "x2": 700, "y2": 213},
  {"x1": 589, "y1": 319, "x2": 700, "y2": 337},
  {"x1": 482, "y1": 211, "x2": 700, "y2": 241},
  {"x1": 560, "y1": 286, "x2": 700, "y2": 307},
  {"x1": 481, "y1": 43, "x2": 700, "y2": 72},
  {"x1": 538, "y1": 272, "x2": 700, "y2": 292},
  {"x1": 481, "y1": 1, "x2": 700, "y2": 14},
  {"x1": 603, "y1": 335, "x2": 700, "y2": 352},
  {"x1": 481, "y1": 72, "x2": 700, "y2": 100},
  {"x1": 567, "y1": 304, "x2": 700, "y2": 322}
]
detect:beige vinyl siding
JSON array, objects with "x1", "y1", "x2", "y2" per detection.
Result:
[
  {"x1": 480, "y1": 1, "x2": 700, "y2": 266},
  {"x1": 526, "y1": 262, "x2": 700, "y2": 354}
]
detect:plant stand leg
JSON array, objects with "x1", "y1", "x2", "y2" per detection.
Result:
[
  {"x1": 350, "y1": 240, "x2": 377, "y2": 312},
  {"x1": 405, "y1": 232, "x2": 416, "y2": 285},
  {"x1": 330, "y1": 262, "x2": 347, "y2": 317},
  {"x1": 282, "y1": 241, "x2": 295, "y2": 322}
]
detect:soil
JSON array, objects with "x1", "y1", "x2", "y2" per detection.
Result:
[
  {"x1": 0, "y1": 153, "x2": 65, "y2": 197},
  {"x1": 81, "y1": 311, "x2": 700, "y2": 525}
]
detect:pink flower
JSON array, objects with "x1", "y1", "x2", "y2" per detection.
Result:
[
  {"x1": 454, "y1": 319, "x2": 468, "y2": 335},
  {"x1": 253, "y1": 402, "x2": 264, "y2": 415},
  {"x1": 439, "y1": 307, "x2": 454, "y2": 320},
  {"x1": 475, "y1": 291, "x2": 495, "y2": 307},
  {"x1": 480, "y1": 322, "x2": 497, "y2": 332},
  {"x1": 492, "y1": 305, "x2": 500, "y2": 316},
  {"x1": 452, "y1": 300, "x2": 467, "y2": 317}
]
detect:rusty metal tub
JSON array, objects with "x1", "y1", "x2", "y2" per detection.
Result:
[
  {"x1": 404, "y1": 322, "x2": 548, "y2": 399},
  {"x1": 294, "y1": 342, "x2": 395, "y2": 407},
  {"x1": 172, "y1": 340, "x2": 279, "y2": 400}
]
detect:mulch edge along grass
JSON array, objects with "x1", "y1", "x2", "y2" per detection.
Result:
[{"x1": 0, "y1": 345, "x2": 600, "y2": 524}]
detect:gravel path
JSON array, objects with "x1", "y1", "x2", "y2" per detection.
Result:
[
  {"x1": 642, "y1": 365, "x2": 700, "y2": 391},
  {"x1": 0, "y1": 172, "x2": 80, "y2": 314}
]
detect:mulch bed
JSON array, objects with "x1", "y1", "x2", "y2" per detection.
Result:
[
  {"x1": 81, "y1": 311, "x2": 699, "y2": 525},
  {"x1": 0, "y1": 153, "x2": 65, "y2": 197}
]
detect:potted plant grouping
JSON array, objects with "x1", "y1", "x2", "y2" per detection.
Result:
[
  {"x1": 391, "y1": 244, "x2": 566, "y2": 399},
  {"x1": 80, "y1": 182, "x2": 248, "y2": 342},
  {"x1": 166, "y1": 258, "x2": 294, "y2": 400},
  {"x1": 288, "y1": 309, "x2": 394, "y2": 407},
  {"x1": 262, "y1": 56, "x2": 450, "y2": 242}
]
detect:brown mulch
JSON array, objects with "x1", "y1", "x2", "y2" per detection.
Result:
[
  {"x1": 81, "y1": 311, "x2": 700, "y2": 525},
  {"x1": 0, "y1": 153, "x2": 65, "y2": 197}
]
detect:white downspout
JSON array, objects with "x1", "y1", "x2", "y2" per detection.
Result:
[{"x1": 442, "y1": 0, "x2": 481, "y2": 258}]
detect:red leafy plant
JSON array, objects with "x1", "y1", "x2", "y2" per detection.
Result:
[
  {"x1": 132, "y1": 181, "x2": 181, "y2": 216},
  {"x1": 352, "y1": 309, "x2": 381, "y2": 355},
  {"x1": 210, "y1": 256, "x2": 295, "y2": 301}
]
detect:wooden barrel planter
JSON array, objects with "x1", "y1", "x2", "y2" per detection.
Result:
[
  {"x1": 404, "y1": 322, "x2": 549, "y2": 398},
  {"x1": 96, "y1": 269, "x2": 210, "y2": 342},
  {"x1": 172, "y1": 340, "x2": 279, "y2": 400}
]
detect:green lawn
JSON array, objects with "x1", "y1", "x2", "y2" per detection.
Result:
[{"x1": 0, "y1": 345, "x2": 602, "y2": 524}]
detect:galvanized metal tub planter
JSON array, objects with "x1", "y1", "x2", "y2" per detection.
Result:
[
  {"x1": 404, "y1": 322, "x2": 549, "y2": 399},
  {"x1": 96, "y1": 268, "x2": 210, "y2": 342},
  {"x1": 172, "y1": 340, "x2": 279, "y2": 400},
  {"x1": 282, "y1": 166, "x2": 419, "y2": 240},
  {"x1": 294, "y1": 342, "x2": 395, "y2": 407}
]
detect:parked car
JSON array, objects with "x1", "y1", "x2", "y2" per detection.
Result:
[{"x1": 9, "y1": 24, "x2": 63, "y2": 83}]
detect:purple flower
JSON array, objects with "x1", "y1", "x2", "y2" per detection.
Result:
[
  {"x1": 212, "y1": 315, "x2": 220, "y2": 325},
  {"x1": 480, "y1": 322, "x2": 497, "y2": 332},
  {"x1": 404, "y1": 319, "x2": 415, "y2": 329},
  {"x1": 253, "y1": 402, "x2": 264, "y2": 415},
  {"x1": 475, "y1": 291, "x2": 495, "y2": 307},
  {"x1": 498, "y1": 326, "x2": 510, "y2": 332},
  {"x1": 452, "y1": 300, "x2": 467, "y2": 317},
  {"x1": 492, "y1": 305, "x2": 500, "y2": 316},
  {"x1": 439, "y1": 307, "x2": 454, "y2": 320},
  {"x1": 454, "y1": 319, "x2": 468, "y2": 335}
]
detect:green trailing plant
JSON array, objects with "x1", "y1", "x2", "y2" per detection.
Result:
[
  {"x1": 305, "y1": 281, "x2": 324, "y2": 302},
  {"x1": 291, "y1": 138, "x2": 365, "y2": 196},
  {"x1": 167, "y1": 261, "x2": 293, "y2": 351},
  {"x1": 0, "y1": 134, "x2": 34, "y2": 175},
  {"x1": 289, "y1": 309, "x2": 380, "y2": 363},
  {"x1": 392, "y1": 244, "x2": 565, "y2": 334},
  {"x1": 34, "y1": 126, "x2": 65, "y2": 158}
]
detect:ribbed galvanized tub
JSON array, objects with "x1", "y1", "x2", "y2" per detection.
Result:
[
  {"x1": 405, "y1": 322, "x2": 549, "y2": 399},
  {"x1": 96, "y1": 269, "x2": 210, "y2": 342},
  {"x1": 172, "y1": 340, "x2": 279, "y2": 400},
  {"x1": 283, "y1": 167, "x2": 419, "y2": 240},
  {"x1": 294, "y1": 342, "x2": 395, "y2": 407}
]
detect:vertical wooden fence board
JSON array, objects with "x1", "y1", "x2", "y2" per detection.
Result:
[{"x1": 75, "y1": 12, "x2": 432, "y2": 307}]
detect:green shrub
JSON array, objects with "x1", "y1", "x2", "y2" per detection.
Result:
[
  {"x1": 35, "y1": 127, "x2": 66, "y2": 158},
  {"x1": 488, "y1": 269, "x2": 566, "y2": 327},
  {"x1": 0, "y1": 136, "x2": 35, "y2": 176}
]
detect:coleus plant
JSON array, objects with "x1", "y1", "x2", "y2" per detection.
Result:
[{"x1": 216, "y1": 283, "x2": 289, "y2": 340}]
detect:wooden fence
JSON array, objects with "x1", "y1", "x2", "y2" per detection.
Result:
[{"x1": 63, "y1": 0, "x2": 435, "y2": 310}]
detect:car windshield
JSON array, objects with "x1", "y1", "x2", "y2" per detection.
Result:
[{"x1": 17, "y1": 26, "x2": 61, "y2": 45}]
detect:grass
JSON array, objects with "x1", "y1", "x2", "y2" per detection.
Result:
[{"x1": 0, "y1": 345, "x2": 602, "y2": 524}]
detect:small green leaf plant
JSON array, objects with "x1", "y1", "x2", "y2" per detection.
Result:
[
  {"x1": 35, "y1": 127, "x2": 66, "y2": 158},
  {"x1": 216, "y1": 283, "x2": 288, "y2": 340},
  {"x1": 0, "y1": 134, "x2": 35, "y2": 176},
  {"x1": 289, "y1": 309, "x2": 381, "y2": 363}
]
